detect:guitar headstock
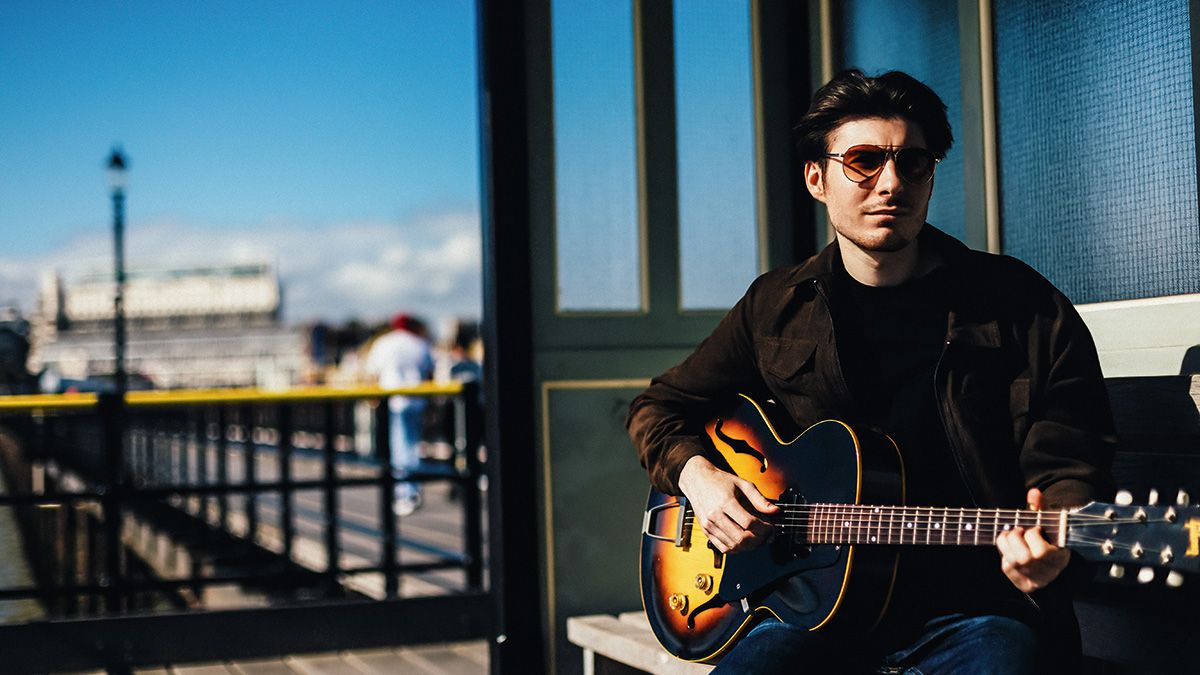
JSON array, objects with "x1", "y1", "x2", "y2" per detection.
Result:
[{"x1": 1069, "y1": 489, "x2": 1200, "y2": 586}]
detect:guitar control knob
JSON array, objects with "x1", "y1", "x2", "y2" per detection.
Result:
[
  {"x1": 1108, "y1": 564, "x2": 1125, "y2": 579},
  {"x1": 1167, "y1": 571, "x2": 1185, "y2": 588},
  {"x1": 668, "y1": 593, "x2": 688, "y2": 613},
  {"x1": 694, "y1": 574, "x2": 713, "y2": 593},
  {"x1": 1137, "y1": 567, "x2": 1155, "y2": 584}
]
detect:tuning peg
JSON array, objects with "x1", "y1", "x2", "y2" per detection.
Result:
[
  {"x1": 1108, "y1": 564, "x2": 1125, "y2": 579},
  {"x1": 1178, "y1": 490, "x2": 1191, "y2": 507},
  {"x1": 1115, "y1": 490, "x2": 1133, "y2": 506},
  {"x1": 1161, "y1": 547, "x2": 1174, "y2": 564},
  {"x1": 1138, "y1": 567, "x2": 1155, "y2": 584},
  {"x1": 1166, "y1": 507, "x2": 1178, "y2": 523},
  {"x1": 1148, "y1": 489, "x2": 1159, "y2": 506},
  {"x1": 1167, "y1": 571, "x2": 1185, "y2": 588}
]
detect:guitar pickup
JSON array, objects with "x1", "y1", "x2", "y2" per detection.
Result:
[{"x1": 642, "y1": 497, "x2": 692, "y2": 548}]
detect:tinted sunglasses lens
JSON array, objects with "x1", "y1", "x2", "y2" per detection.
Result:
[
  {"x1": 841, "y1": 146, "x2": 886, "y2": 182},
  {"x1": 896, "y1": 148, "x2": 935, "y2": 183}
]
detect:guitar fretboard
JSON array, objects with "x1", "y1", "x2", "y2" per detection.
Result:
[{"x1": 777, "y1": 504, "x2": 1062, "y2": 547}]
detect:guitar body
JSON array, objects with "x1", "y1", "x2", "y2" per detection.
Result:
[{"x1": 640, "y1": 395, "x2": 906, "y2": 662}]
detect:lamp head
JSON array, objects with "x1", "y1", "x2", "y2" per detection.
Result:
[{"x1": 106, "y1": 147, "x2": 128, "y2": 192}]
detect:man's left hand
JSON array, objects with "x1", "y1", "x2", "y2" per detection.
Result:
[{"x1": 996, "y1": 488, "x2": 1070, "y2": 593}]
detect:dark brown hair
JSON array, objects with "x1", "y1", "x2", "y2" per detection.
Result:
[{"x1": 795, "y1": 69, "x2": 953, "y2": 162}]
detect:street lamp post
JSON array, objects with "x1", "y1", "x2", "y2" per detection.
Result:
[
  {"x1": 103, "y1": 147, "x2": 128, "y2": 613},
  {"x1": 106, "y1": 148, "x2": 128, "y2": 395}
]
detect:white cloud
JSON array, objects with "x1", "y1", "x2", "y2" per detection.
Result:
[{"x1": 0, "y1": 210, "x2": 483, "y2": 326}]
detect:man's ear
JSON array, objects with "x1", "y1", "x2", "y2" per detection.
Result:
[{"x1": 805, "y1": 160, "x2": 827, "y2": 203}]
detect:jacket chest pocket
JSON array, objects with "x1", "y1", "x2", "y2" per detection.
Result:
[{"x1": 755, "y1": 337, "x2": 818, "y2": 386}]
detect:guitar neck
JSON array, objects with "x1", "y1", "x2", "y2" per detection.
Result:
[{"x1": 780, "y1": 503, "x2": 1065, "y2": 547}]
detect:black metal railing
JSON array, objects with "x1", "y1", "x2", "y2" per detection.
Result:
[{"x1": 0, "y1": 382, "x2": 488, "y2": 672}]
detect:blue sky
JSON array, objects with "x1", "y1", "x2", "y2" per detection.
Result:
[{"x1": 0, "y1": 1, "x2": 481, "y2": 322}]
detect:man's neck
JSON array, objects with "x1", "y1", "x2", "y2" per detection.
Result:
[{"x1": 836, "y1": 234, "x2": 937, "y2": 287}]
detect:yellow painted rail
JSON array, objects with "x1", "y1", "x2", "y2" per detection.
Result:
[{"x1": 0, "y1": 381, "x2": 465, "y2": 413}]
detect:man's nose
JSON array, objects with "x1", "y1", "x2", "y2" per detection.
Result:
[{"x1": 872, "y1": 157, "x2": 903, "y2": 192}]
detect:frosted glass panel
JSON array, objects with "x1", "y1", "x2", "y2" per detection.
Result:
[
  {"x1": 839, "y1": 0, "x2": 965, "y2": 243},
  {"x1": 552, "y1": 0, "x2": 641, "y2": 311},
  {"x1": 994, "y1": 0, "x2": 1200, "y2": 303},
  {"x1": 674, "y1": 0, "x2": 759, "y2": 310}
]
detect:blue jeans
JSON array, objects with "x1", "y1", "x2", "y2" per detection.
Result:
[
  {"x1": 390, "y1": 404, "x2": 425, "y2": 500},
  {"x1": 712, "y1": 614, "x2": 1039, "y2": 674}
]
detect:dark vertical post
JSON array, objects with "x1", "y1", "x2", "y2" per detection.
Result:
[
  {"x1": 753, "y1": 0, "x2": 813, "y2": 266},
  {"x1": 98, "y1": 391, "x2": 125, "y2": 613},
  {"x1": 277, "y1": 403, "x2": 294, "y2": 559},
  {"x1": 178, "y1": 412, "x2": 190, "y2": 489},
  {"x1": 85, "y1": 510, "x2": 99, "y2": 614},
  {"x1": 107, "y1": 150, "x2": 128, "y2": 398},
  {"x1": 194, "y1": 407, "x2": 208, "y2": 519},
  {"x1": 375, "y1": 399, "x2": 398, "y2": 597},
  {"x1": 242, "y1": 404, "x2": 257, "y2": 541},
  {"x1": 460, "y1": 381, "x2": 484, "y2": 590},
  {"x1": 216, "y1": 406, "x2": 229, "y2": 530},
  {"x1": 322, "y1": 400, "x2": 341, "y2": 584},
  {"x1": 64, "y1": 503, "x2": 78, "y2": 616},
  {"x1": 477, "y1": 0, "x2": 546, "y2": 670}
]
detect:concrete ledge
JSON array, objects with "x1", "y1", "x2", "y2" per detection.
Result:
[
  {"x1": 566, "y1": 612, "x2": 713, "y2": 675},
  {"x1": 1077, "y1": 293, "x2": 1200, "y2": 377}
]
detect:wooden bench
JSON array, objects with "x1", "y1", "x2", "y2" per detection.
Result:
[
  {"x1": 567, "y1": 611, "x2": 712, "y2": 675},
  {"x1": 569, "y1": 374, "x2": 1200, "y2": 675}
]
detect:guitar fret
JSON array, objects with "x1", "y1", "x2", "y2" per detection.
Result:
[
  {"x1": 956, "y1": 508, "x2": 964, "y2": 546},
  {"x1": 940, "y1": 507, "x2": 948, "y2": 545},
  {"x1": 923, "y1": 507, "x2": 931, "y2": 546},
  {"x1": 973, "y1": 510, "x2": 980, "y2": 545}
]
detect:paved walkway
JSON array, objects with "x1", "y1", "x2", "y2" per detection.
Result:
[{"x1": 66, "y1": 640, "x2": 488, "y2": 674}]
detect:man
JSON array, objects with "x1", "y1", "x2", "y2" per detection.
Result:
[
  {"x1": 627, "y1": 70, "x2": 1115, "y2": 674},
  {"x1": 366, "y1": 313, "x2": 435, "y2": 516}
]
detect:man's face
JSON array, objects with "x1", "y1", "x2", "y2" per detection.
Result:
[{"x1": 804, "y1": 116, "x2": 933, "y2": 254}]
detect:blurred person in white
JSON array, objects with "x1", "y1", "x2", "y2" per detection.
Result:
[{"x1": 366, "y1": 314, "x2": 434, "y2": 516}]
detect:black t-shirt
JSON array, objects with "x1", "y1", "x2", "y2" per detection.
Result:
[{"x1": 831, "y1": 263, "x2": 1031, "y2": 636}]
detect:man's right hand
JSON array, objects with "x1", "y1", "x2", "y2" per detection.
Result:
[{"x1": 677, "y1": 454, "x2": 778, "y2": 554}]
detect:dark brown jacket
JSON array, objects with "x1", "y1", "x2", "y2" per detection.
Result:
[
  {"x1": 628, "y1": 225, "x2": 1116, "y2": 511},
  {"x1": 627, "y1": 226, "x2": 1116, "y2": 667}
]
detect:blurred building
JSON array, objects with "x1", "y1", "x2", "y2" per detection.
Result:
[{"x1": 29, "y1": 264, "x2": 312, "y2": 390}]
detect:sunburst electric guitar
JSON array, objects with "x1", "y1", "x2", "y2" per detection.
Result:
[{"x1": 639, "y1": 394, "x2": 1200, "y2": 663}]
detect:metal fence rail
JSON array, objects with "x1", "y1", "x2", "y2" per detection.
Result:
[{"x1": 0, "y1": 382, "x2": 487, "y2": 673}]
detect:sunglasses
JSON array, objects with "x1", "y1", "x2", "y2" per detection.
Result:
[{"x1": 822, "y1": 145, "x2": 938, "y2": 185}]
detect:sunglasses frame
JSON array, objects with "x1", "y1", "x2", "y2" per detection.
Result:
[{"x1": 821, "y1": 144, "x2": 939, "y2": 185}]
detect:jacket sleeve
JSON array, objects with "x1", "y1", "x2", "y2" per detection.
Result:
[
  {"x1": 1019, "y1": 289, "x2": 1118, "y2": 511},
  {"x1": 626, "y1": 277, "x2": 771, "y2": 495}
]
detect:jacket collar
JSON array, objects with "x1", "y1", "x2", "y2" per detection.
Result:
[
  {"x1": 784, "y1": 224, "x2": 1002, "y2": 348},
  {"x1": 783, "y1": 223, "x2": 973, "y2": 287}
]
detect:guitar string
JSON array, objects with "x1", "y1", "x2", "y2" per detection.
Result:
[{"x1": 676, "y1": 512, "x2": 1179, "y2": 557}]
